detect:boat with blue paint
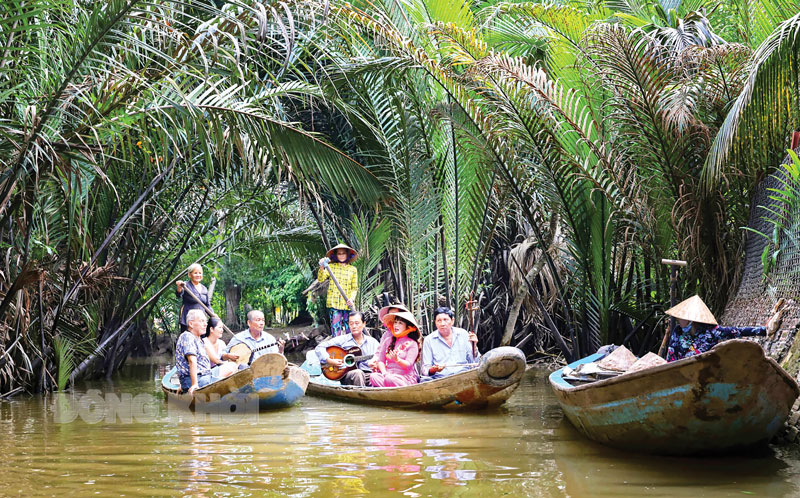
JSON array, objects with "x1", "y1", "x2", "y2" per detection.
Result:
[
  {"x1": 161, "y1": 352, "x2": 309, "y2": 411},
  {"x1": 549, "y1": 339, "x2": 799, "y2": 455}
]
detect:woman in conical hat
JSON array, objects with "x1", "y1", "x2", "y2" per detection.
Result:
[
  {"x1": 317, "y1": 243, "x2": 359, "y2": 337},
  {"x1": 368, "y1": 303, "x2": 413, "y2": 373},
  {"x1": 664, "y1": 295, "x2": 768, "y2": 362},
  {"x1": 369, "y1": 311, "x2": 421, "y2": 387}
]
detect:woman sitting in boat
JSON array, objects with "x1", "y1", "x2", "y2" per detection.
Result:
[
  {"x1": 202, "y1": 317, "x2": 238, "y2": 379},
  {"x1": 370, "y1": 311, "x2": 421, "y2": 387},
  {"x1": 665, "y1": 295, "x2": 773, "y2": 362}
]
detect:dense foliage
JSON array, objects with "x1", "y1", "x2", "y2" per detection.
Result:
[{"x1": 1, "y1": 0, "x2": 799, "y2": 393}]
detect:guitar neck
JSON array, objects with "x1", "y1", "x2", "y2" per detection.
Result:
[
  {"x1": 252, "y1": 341, "x2": 277, "y2": 353},
  {"x1": 244, "y1": 332, "x2": 304, "y2": 354}
]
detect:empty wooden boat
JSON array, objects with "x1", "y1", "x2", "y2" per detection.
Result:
[
  {"x1": 161, "y1": 352, "x2": 309, "y2": 411},
  {"x1": 306, "y1": 346, "x2": 527, "y2": 410},
  {"x1": 549, "y1": 339, "x2": 800, "y2": 455}
]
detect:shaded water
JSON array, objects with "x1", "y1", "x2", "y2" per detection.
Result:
[{"x1": 2, "y1": 362, "x2": 800, "y2": 497}]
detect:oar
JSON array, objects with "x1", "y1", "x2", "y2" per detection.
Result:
[
  {"x1": 321, "y1": 257, "x2": 351, "y2": 306},
  {"x1": 180, "y1": 282, "x2": 235, "y2": 336}
]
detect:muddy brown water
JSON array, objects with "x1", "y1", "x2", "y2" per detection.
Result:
[{"x1": 2, "y1": 361, "x2": 800, "y2": 497}]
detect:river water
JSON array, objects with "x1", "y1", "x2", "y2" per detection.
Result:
[{"x1": 2, "y1": 361, "x2": 800, "y2": 497}]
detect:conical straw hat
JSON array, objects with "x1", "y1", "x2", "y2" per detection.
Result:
[
  {"x1": 382, "y1": 311, "x2": 420, "y2": 332},
  {"x1": 665, "y1": 295, "x2": 717, "y2": 325},
  {"x1": 378, "y1": 303, "x2": 411, "y2": 322},
  {"x1": 326, "y1": 243, "x2": 358, "y2": 263}
]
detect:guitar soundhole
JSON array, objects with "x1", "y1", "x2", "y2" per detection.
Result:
[{"x1": 230, "y1": 404, "x2": 237, "y2": 413}]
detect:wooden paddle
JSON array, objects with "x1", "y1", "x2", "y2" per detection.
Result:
[
  {"x1": 179, "y1": 280, "x2": 235, "y2": 336},
  {"x1": 321, "y1": 257, "x2": 352, "y2": 306}
]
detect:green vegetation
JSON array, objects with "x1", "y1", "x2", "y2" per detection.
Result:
[{"x1": 1, "y1": 0, "x2": 799, "y2": 393}]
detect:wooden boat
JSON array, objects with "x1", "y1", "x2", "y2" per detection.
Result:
[
  {"x1": 306, "y1": 346, "x2": 527, "y2": 410},
  {"x1": 549, "y1": 339, "x2": 800, "y2": 455},
  {"x1": 161, "y1": 353, "x2": 309, "y2": 411}
]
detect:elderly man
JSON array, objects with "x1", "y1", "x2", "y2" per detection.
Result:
[
  {"x1": 175, "y1": 309, "x2": 214, "y2": 394},
  {"x1": 225, "y1": 310, "x2": 285, "y2": 364},
  {"x1": 315, "y1": 311, "x2": 379, "y2": 386},
  {"x1": 422, "y1": 307, "x2": 481, "y2": 381}
]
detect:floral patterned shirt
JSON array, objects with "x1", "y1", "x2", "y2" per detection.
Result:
[
  {"x1": 666, "y1": 323, "x2": 766, "y2": 362},
  {"x1": 175, "y1": 331, "x2": 212, "y2": 379}
]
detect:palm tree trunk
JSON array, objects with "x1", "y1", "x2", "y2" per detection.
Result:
[{"x1": 501, "y1": 214, "x2": 560, "y2": 346}]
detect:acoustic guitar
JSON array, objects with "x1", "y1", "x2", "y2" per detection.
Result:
[
  {"x1": 322, "y1": 345, "x2": 374, "y2": 381},
  {"x1": 228, "y1": 341, "x2": 280, "y2": 366},
  {"x1": 227, "y1": 331, "x2": 308, "y2": 366}
]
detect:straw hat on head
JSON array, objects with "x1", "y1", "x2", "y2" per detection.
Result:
[
  {"x1": 382, "y1": 311, "x2": 420, "y2": 334},
  {"x1": 326, "y1": 243, "x2": 358, "y2": 263},
  {"x1": 378, "y1": 303, "x2": 411, "y2": 322},
  {"x1": 665, "y1": 295, "x2": 717, "y2": 325}
]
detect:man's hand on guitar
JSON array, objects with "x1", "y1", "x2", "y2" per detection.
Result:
[
  {"x1": 278, "y1": 338, "x2": 285, "y2": 354},
  {"x1": 327, "y1": 358, "x2": 344, "y2": 367}
]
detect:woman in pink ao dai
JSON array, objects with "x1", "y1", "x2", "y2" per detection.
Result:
[{"x1": 369, "y1": 310, "x2": 421, "y2": 387}]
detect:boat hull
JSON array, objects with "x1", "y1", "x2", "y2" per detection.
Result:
[
  {"x1": 550, "y1": 340, "x2": 800, "y2": 455},
  {"x1": 306, "y1": 346, "x2": 527, "y2": 410},
  {"x1": 161, "y1": 353, "x2": 309, "y2": 411}
]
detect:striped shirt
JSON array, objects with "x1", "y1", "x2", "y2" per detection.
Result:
[{"x1": 317, "y1": 263, "x2": 358, "y2": 310}]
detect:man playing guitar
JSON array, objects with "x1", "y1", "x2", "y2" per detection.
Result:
[
  {"x1": 315, "y1": 311, "x2": 378, "y2": 386},
  {"x1": 225, "y1": 310, "x2": 285, "y2": 368}
]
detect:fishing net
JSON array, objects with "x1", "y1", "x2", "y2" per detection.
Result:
[{"x1": 720, "y1": 148, "x2": 800, "y2": 369}]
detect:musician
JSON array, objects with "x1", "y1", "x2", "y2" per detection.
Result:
[
  {"x1": 225, "y1": 310, "x2": 285, "y2": 363},
  {"x1": 370, "y1": 311, "x2": 421, "y2": 387},
  {"x1": 373, "y1": 303, "x2": 410, "y2": 350},
  {"x1": 314, "y1": 311, "x2": 379, "y2": 386},
  {"x1": 175, "y1": 309, "x2": 214, "y2": 394},
  {"x1": 421, "y1": 307, "x2": 480, "y2": 381},
  {"x1": 317, "y1": 244, "x2": 359, "y2": 337},
  {"x1": 175, "y1": 263, "x2": 215, "y2": 332}
]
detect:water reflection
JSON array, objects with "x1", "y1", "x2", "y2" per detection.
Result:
[
  {"x1": 553, "y1": 418, "x2": 800, "y2": 497},
  {"x1": 1, "y1": 363, "x2": 800, "y2": 496}
]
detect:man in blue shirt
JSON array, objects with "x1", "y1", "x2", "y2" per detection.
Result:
[
  {"x1": 315, "y1": 311, "x2": 379, "y2": 386},
  {"x1": 175, "y1": 309, "x2": 214, "y2": 393},
  {"x1": 422, "y1": 307, "x2": 481, "y2": 381},
  {"x1": 226, "y1": 310, "x2": 285, "y2": 364}
]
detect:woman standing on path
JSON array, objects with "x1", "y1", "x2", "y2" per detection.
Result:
[
  {"x1": 176, "y1": 263, "x2": 215, "y2": 333},
  {"x1": 317, "y1": 244, "x2": 358, "y2": 337}
]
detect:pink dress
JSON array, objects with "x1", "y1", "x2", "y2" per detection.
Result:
[{"x1": 370, "y1": 335, "x2": 419, "y2": 387}]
